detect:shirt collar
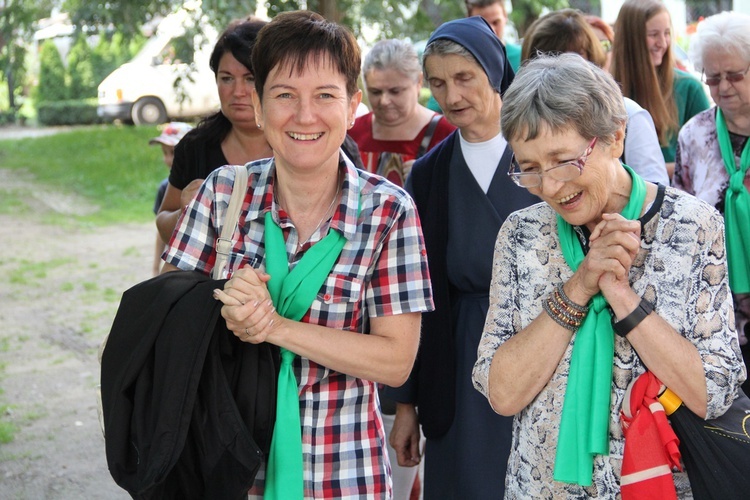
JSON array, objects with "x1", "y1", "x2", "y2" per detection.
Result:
[{"x1": 245, "y1": 151, "x2": 361, "y2": 242}]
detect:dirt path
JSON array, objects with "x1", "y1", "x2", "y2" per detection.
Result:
[{"x1": 0, "y1": 167, "x2": 155, "y2": 498}]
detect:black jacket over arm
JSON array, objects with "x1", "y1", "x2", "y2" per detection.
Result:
[{"x1": 101, "y1": 271, "x2": 278, "y2": 499}]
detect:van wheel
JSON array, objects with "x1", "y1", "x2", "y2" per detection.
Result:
[{"x1": 131, "y1": 97, "x2": 167, "y2": 125}]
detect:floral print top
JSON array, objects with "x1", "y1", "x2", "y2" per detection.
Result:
[{"x1": 674, "y1": 107, "x2": 750, "y2": 344}]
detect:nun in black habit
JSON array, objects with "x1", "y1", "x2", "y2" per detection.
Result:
[{"x1": 385, "y1": 16, "x2": 540, "y2": 499}]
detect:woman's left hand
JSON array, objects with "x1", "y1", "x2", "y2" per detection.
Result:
[
  {"x1": 212, "y1": 266, "x2": 278, "y2": 343},
  {"x1": 588, "y1": 213, "x2": 641, "y2": 298}
]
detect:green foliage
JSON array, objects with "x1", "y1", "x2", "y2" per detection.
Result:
[
  {"x1": 91, "y1": 36, "x2": 116, "y2": 89},
  {"x1": 510, "y1": 0, "x2": 570, "y2": 38},
  {"x1": 67, "y1": 35, "x2": 98, "y2": 99},
  {"x1": 0, "y1": 125, "x2": 169, "y2": 225},
  {"x1": 61, "y1": 0, "x2": 569, "y2": 53},
  {"x1": 0, "y1": 111, "x2": 15, "y2": 125},
  {"x1": 201, "y1": 0, "x2": 259, "y2": 28},
  {"x1": 63, "y1": 0, "x2": 175, "y2": 36},
  {"x1": 0, "y1": 0, "x2": 55, "y2": 110},
  {"x1": 36, "y1": 40, "x2": 67, "y2": 104},
  {"x1": 90, "y1": 31, "x2": 146, "y2": 88},
  {"x1": 65, "y1": 0, "x2": 463, "y2": 43},
  {"x1": 36, "y1": 99, "x2": 104, "y2": 126}
]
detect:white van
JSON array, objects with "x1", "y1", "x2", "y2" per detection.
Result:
[{"x1": 97, "y1": 10, "x2": 219, "y2": 125}]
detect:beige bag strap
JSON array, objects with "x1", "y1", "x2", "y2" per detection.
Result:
[{"x1": 212, "y1": 165, "x2": 249, "y2": 280}]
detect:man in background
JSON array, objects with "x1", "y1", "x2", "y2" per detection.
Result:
[{"x1": 465, "y1": 0, "x2": 521, "y2": 70}]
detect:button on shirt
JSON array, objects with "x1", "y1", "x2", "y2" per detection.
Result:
[{"x1": 164, "y1": 153, "x2": 434, "y2": 498}]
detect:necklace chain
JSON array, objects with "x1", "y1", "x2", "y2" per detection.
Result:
[{"x1": 276, "y1": 178, "x2": 340, "y2": 250}]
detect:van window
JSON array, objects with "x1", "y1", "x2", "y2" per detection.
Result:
[{"x1": 155, "y1": 35, "x2": 194, "y2": 65}]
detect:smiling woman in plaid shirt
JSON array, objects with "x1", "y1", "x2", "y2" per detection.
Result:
[{"x1": 161, "y1": 10, "x2": 433, "y2": 499}]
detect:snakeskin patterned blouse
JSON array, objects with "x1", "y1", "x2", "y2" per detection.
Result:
[{"x1": 473, "y1": 186, "x2": 745, "y2": 498}]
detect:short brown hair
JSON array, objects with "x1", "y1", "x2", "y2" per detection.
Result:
[
  {"x1": 251, "y1": 11, "x2": 361, "y2": 100},
  {"x1": 522, "y1": 9, "x2": 606, "y2": 68},
  {"x1": 464, "y1": 0, "x2": 506, "y2": 16}
]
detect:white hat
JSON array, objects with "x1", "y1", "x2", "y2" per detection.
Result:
[{"x1": 148, "y1": 122, "x2": 193, "y2": 147}]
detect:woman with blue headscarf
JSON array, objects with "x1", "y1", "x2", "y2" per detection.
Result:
[{"x1": 386, "y1": 17, "x2": 539, "y2": 498}]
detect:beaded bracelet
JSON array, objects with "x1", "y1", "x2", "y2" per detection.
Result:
[
  {"x1": 543, "y1": 283, "x2": 590, "y2": 331},
  {"x1": 556, "y1": 282, "x2": 589, "y2": 314},
  {"x1": 543, "y1": 294, "x2": 581, "y2": 331},
  {"x1": 552, "y1": 288, "x2": 586, "y2": 320}
]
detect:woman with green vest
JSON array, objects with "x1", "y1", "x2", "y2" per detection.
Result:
[
  {"x1": 162, "y1": 10, "x2": 433, "y2": 499},
  {"x1": 611, "y1": 0, "x2": 710, "y2": 179},
  {"x1": 672, "y1": 11, "x2": 750, "y2": 396},
  {"x1": 472, "y1": 53, "x2": 743, "y2": 498}
]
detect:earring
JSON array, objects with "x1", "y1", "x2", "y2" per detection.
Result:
[
  {"x1": 257, "y1": 123, "x2": 262, "y2": 129},
  {"x1": 350, "y1": 121, "x2": 355, "y2": 126}
]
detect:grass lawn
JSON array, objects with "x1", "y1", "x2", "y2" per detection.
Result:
[{"x1": 0, "y1": 124, "x2": 169, "y2": 225}]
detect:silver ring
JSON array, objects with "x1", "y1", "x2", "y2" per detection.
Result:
[{"x1": 244, "y1": 327, "x2": 250, "y2": 336}]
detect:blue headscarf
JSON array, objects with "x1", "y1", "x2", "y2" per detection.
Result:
[{"x1": 426, "y1": 16, "x2": 515, "y2": 96}]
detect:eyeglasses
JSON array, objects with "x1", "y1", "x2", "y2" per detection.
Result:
[
  {"x1": 600, "y1": 39, "x2": 612, "y2": 54},
  {"x1": 508, "y1": 137, "x2": 598, "y2": 189},
  {"x1": 702, "y1": 65, "x2": 750, "y2": 87}
]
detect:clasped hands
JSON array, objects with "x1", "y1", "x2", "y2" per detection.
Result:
[
  {"x1": 573, "y1": 213, "x2": 641, "y2": 303},
  {"x1": 212, "y1": 265, "x2": 278, "y2": 343}
]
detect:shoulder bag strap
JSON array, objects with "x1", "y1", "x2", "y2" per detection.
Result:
[
  {"x1": 212, "y1": 165, "x2": 249, "y2": 279},
  {"x1": 416, "y1": 114, "x2": 442, "y2": 159}
]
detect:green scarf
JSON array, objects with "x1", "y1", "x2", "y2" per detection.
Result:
[
  {"x1": 263, "y1": 211, "x2": 347, "y2": 500},
  {"x1": 553, "y1": 164, "x2": 646, "y2": 486},
  {"x1": 716, "y1": 108, "x2": 750, "y2": 294}
]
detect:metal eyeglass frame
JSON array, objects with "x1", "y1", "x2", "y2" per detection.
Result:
[{"x1": 508, "y1": 137, "x2": 598, "y2": 189}]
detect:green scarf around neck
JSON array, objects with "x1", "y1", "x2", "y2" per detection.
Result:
[
  {"x1": 716, "y1": 108, "x2": 750, "y2": 294},
  {"x1": 262, "y1": 210, "x2": 347, "y2": 500},
  {"x1": 553, "y1": 164, "x2": 646, "y2": 486}
]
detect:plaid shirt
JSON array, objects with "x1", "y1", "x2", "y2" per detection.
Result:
[{"x1": 165, "y1": 153, "x2": 433, "y2": 499}]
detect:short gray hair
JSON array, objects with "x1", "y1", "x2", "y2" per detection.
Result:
[
  {"x1": 422, "y1": 39, "x2": 478, "y2": 78},
  {"x1": 363, "y1": 39, "x2": 422, "y2": 83},
  {"x1": 501, "y1": 53, "x2": 627, "y2": 144},
  {"x1": 688, "y1": 11, "x2": 750, "y2": 73}
]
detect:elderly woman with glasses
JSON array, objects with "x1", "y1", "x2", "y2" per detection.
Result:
[
  {"x1": 472, "y1": 53, "x2": 744, "y2": 498},
  {"x1": 673, "y1": 11, "x2": 750, "y2": 396},
  {"x1": 386, "y1": 16, "x2": 538, "y2": 499}
]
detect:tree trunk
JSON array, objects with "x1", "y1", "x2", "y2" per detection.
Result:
[
  {"x1": 319, "y1": 0, "x2": 341, "y2": 22},
  {"x1": 5, "y1": 67, "x2": 15, "y2": 111}
]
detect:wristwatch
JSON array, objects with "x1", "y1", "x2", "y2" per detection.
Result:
[{"x1": 612, "y1": 298, "x2": 654, "y2": 337}]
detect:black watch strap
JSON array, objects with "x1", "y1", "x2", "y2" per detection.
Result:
[{"x1": 613, "y1": 298, "x2": 654, "y2": 337}]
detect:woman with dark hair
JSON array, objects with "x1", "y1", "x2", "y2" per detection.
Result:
[
  {"x1": 156, "y1": 17, "x2": 272, "y2": 243},
  {"x1": 162, "y1": 11, "x2": 432, "y2": 499},
  {"x1": 611, "y1": 0, "x2": 709, "y2": 177}
]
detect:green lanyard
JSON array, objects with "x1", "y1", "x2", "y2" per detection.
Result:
[
  {"x1": 716, "y1": 108, "x2": 750, "y2": 294},
  {"x1": 553, "y1": 164, "x2": 646, "y2": 486}
]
